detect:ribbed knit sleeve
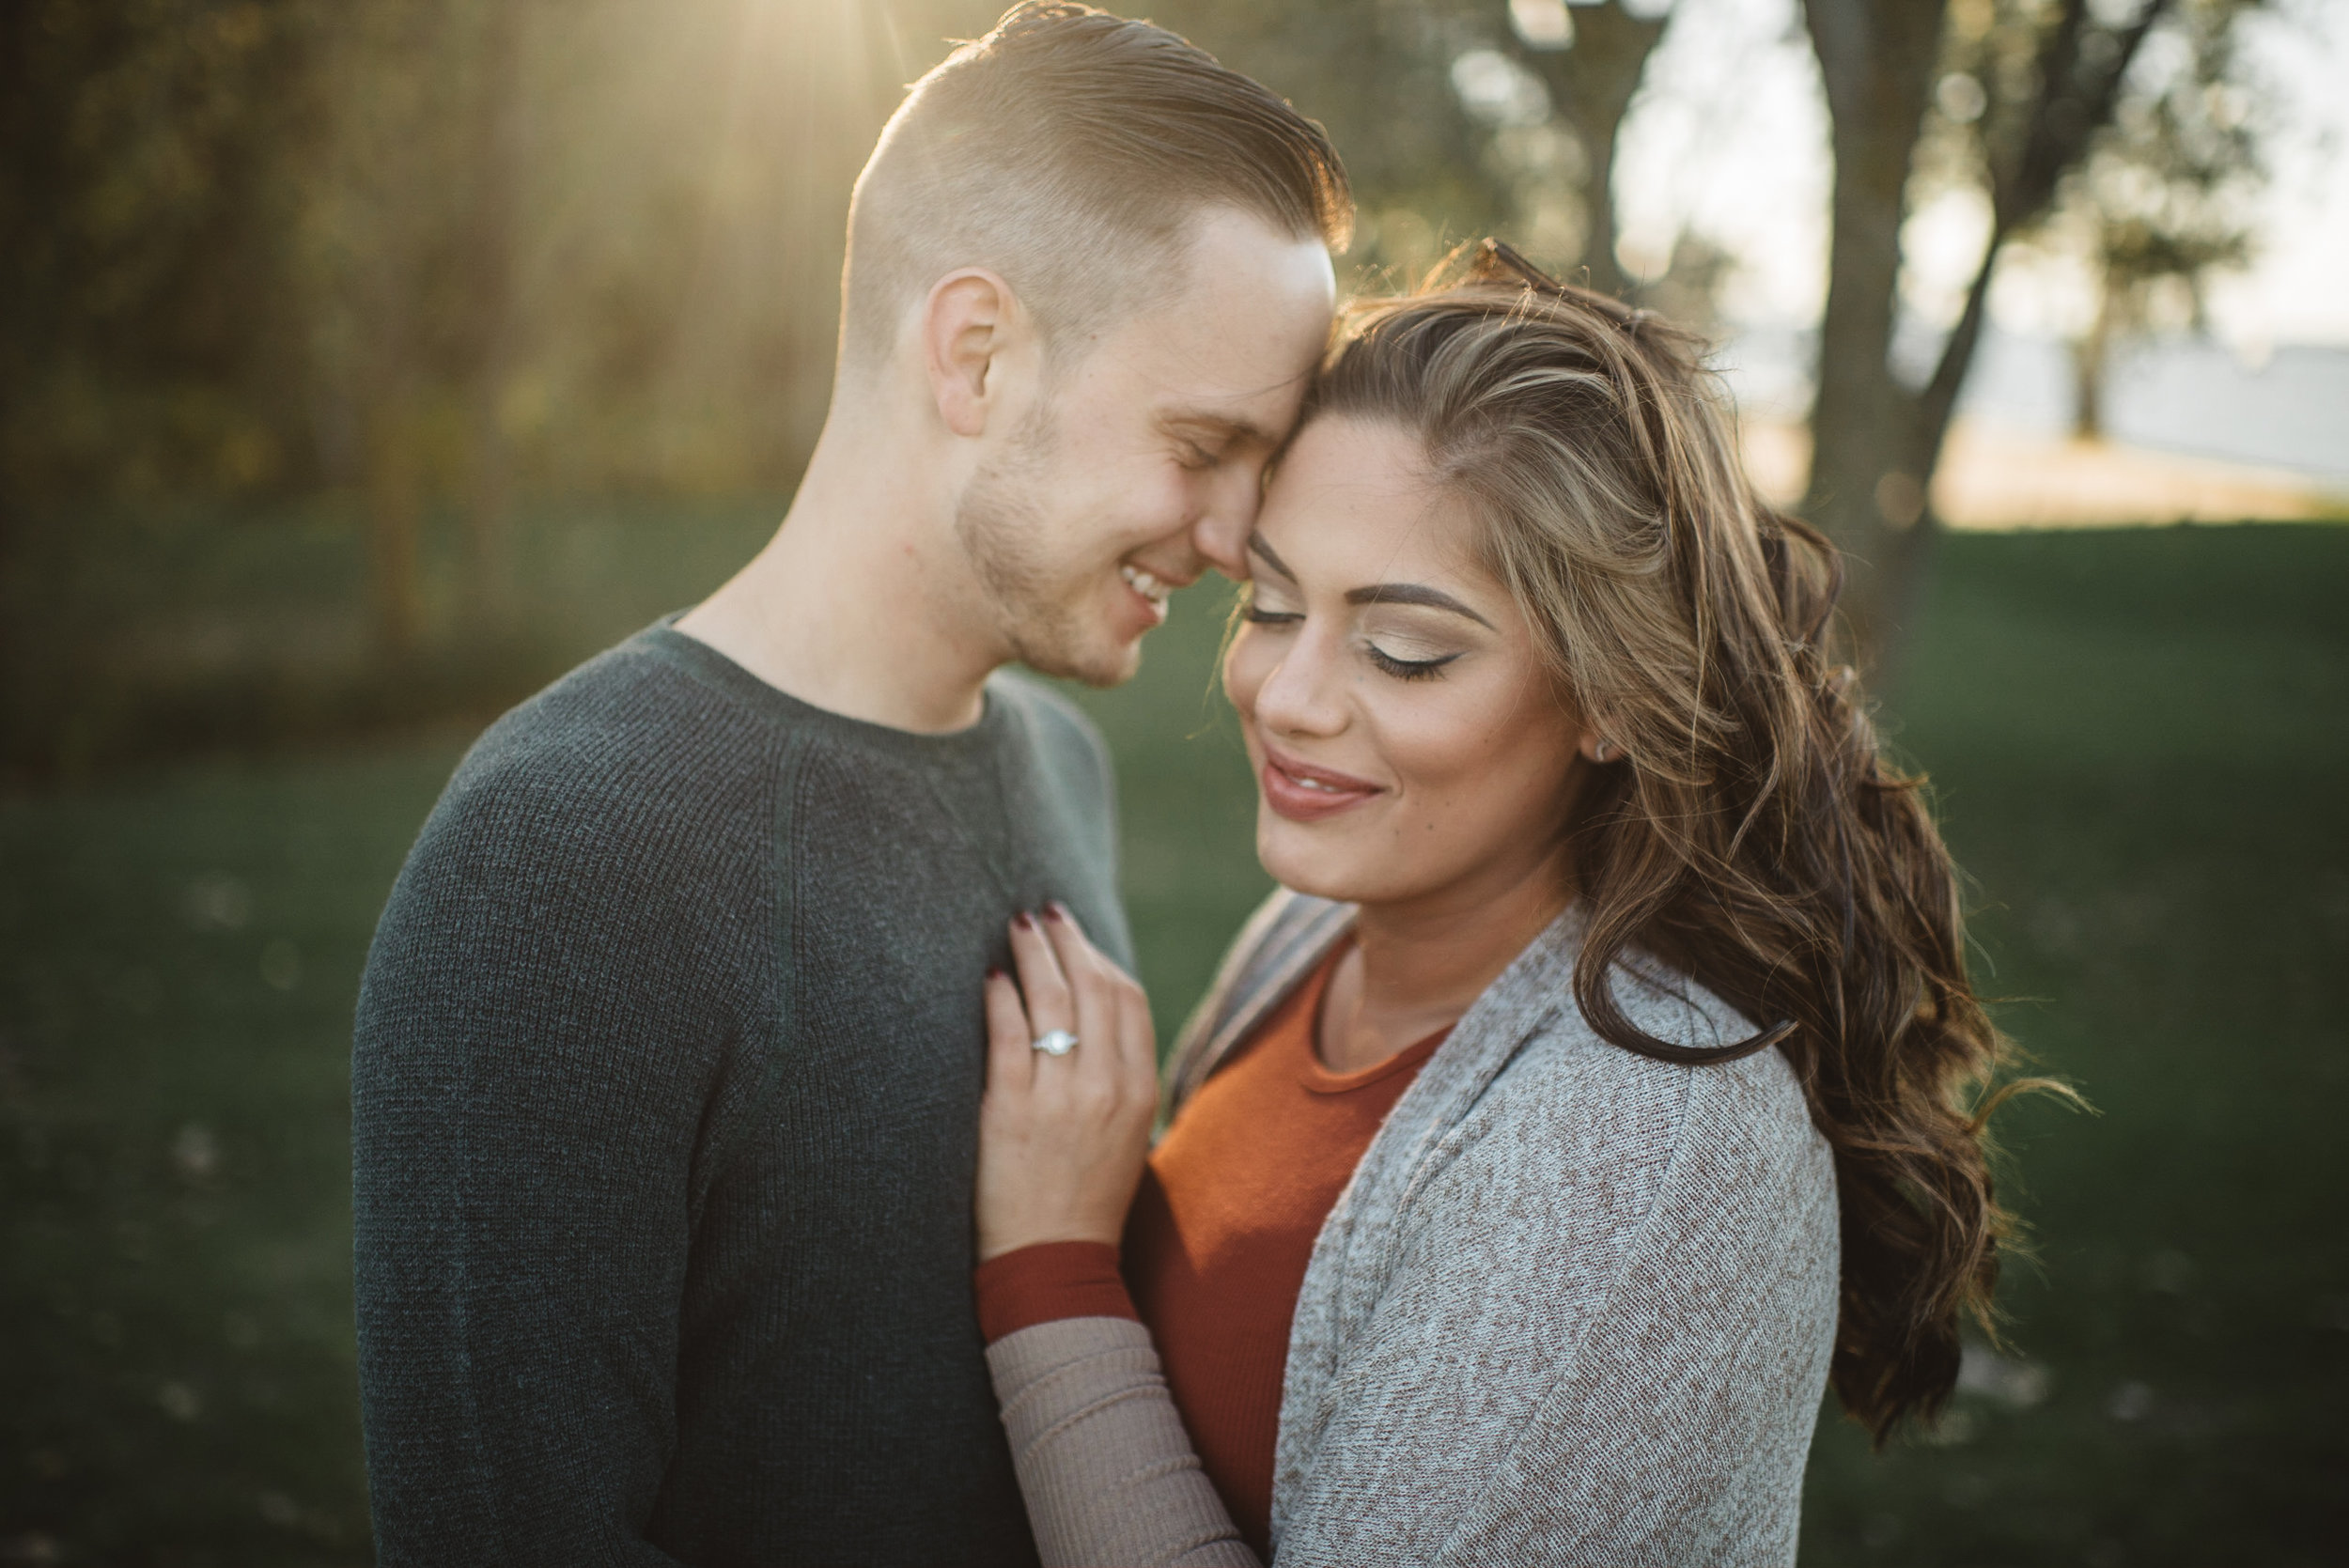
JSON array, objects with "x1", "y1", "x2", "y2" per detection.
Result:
[
  {"x1": 986, "y1": 1318, "x2": 1257, "y2": 1568},
  {"x1": 351, "y1": 686, "x2": 778, "y2": 1565}
]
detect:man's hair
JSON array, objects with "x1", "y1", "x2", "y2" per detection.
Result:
[{"x1": 839, "y1": 3, "x2": 1351, "y2": 375}]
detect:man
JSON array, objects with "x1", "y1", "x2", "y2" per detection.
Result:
[{"x1": 350, "y1": 5, "x2": 1346, "y2": 1564}]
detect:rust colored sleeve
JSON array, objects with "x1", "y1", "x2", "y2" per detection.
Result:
[{"x1": 974, "y1": 1240, "x2": 1140, "y2": 1344}]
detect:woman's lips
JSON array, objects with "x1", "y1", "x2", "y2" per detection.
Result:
[{"x1": 1259, "y1": 746, "x2": 1384, "y2": 822}]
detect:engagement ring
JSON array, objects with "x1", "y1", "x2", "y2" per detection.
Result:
[{"x1": 1031, "y1": 1029, "x2": 1079, "y2": 1056}]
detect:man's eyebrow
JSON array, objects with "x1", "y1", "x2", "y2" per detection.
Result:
[
  {"x1": 1247, "y1": 532, "x2": 1298, "y2": 580},
  {"x1": 1346, "y1": 582, "x2": 1496, "y2": 629},
  {"x1": 1165, "y1": 410, "x2": 1278, "y2": 448}
]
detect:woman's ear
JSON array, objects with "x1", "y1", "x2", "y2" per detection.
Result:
[
  {"x1": 924, "y1": 269, "x2": 1022, "y2": 438},
  {"x1": 1579, "y1": 730, "x2": 1621, "y2": 765}
]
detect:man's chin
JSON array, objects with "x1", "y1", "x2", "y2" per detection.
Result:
[{"x1": 1014, "y1": 629, "x2": 1146, "y2": 690}]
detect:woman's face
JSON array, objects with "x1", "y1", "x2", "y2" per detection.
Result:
[{"x1": 1223, "y1": 414, "x2": 1599, "y2": 913}]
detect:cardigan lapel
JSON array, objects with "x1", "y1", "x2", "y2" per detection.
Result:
[
  {"x1": 1271, "y1": 904, "x2": 1589, "y2": 1545},
  {"x1": 1164, "y1": 893, "x2": 1357, "y2": 1113}
]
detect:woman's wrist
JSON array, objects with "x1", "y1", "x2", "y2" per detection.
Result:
[{"x1": 973, "y1": 1239, "x2": 1140, "y2": 1343}]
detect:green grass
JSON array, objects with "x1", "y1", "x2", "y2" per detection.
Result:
[
  {"x1": 3, "y1": 522, "x2": 2343, "y2": 1563},
  {"x1": 1795, "y1": 525, "x2": 2349, "y2": 1564},
  {"x1": 1, "y1": 495, "x2": 790, "y2": 779}
]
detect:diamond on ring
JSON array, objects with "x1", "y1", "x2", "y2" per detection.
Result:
[{"x1": 1031, "y1": 1029, "x2": 1079, "y2": 1057}]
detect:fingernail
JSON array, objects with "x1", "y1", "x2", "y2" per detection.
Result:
[
  {"x1": 985, "y1": 966, "x2": 1005, "y2": 981},
  {"x1": 1043, "y1": 901, "x2": 1068, "y2": 923},
  {"x1": 1011, "y1": 910, "x2": 1035, "y2": 931}
]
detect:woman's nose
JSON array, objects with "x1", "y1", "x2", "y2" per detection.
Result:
[{"x1": 1252, "y1": 632, "x2": 1347, "y2": 739}]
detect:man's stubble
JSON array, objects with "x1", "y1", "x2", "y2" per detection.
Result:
[{"x1": 953, "y1": 401, "x2": 1139, "y2": 689}]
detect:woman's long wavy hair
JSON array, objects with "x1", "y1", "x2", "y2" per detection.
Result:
[{"x1": 1307, "y1": 242, "x2": 2034, "y2": 1441}]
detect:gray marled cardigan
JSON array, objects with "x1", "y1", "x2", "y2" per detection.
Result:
[{"x1": 987, "y1": 890, "x2": 1842, "y2": 1567}]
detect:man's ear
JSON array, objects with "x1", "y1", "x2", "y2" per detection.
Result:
[{"x1": 924, "y1": 269, "x2": 1023, "y2": 438}]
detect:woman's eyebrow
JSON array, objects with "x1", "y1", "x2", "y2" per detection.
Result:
[
  {"x1": 1346, "y1": 582, "x2": 1496, "y2": 629},
  {"x1": 1247, "y1": 533, "x2": 1299, "y2": 580}
]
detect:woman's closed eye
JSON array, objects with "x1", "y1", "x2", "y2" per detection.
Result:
[
  {"x1": 1359, "y1": 613, "x2": 1470, "y2": 681},
  {"x1": 1243, "y1": 589, "x2": 1467, "y2": 681},
  {"x1": 1240, "y1": 582, "x2": 1301, "y2": 625},
  {"x1": 1364, "y1": 642, "x2": 1460, "y2": 681}
]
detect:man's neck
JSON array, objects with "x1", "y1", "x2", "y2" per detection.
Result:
[{"x1": 676, "y1": 412, "x2": 1005, "y2": 734}]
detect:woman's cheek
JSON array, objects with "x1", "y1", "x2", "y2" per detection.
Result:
[{"x1": 1221, "y1": 630, "x2": 1268, "y2": 730}]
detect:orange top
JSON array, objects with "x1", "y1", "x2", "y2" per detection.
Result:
[{"x1": 974, "y1": 949, "x2": 1447, "y2": 1558}]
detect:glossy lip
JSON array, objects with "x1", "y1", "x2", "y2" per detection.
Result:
[{"x1": 1259, "y1": 742, "x2": 1385, "y2": 823}]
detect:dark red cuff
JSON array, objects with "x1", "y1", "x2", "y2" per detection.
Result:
[{"x1": 974, "y1": 1240, "x2": 1140, "y2": 1343}]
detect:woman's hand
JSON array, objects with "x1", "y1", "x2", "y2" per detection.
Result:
[{"x1": 976, "y1": 904, "x2": 1159, "y2": 1263}]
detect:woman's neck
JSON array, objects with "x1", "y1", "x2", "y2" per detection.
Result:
[{"x1": 1316, "y1": 849, "x2": 1572, "y2": 1075}]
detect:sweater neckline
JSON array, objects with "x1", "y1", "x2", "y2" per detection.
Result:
[
  {"x1": 638, "y1": 613, "x2": 1024, "y2": 763},
  {"x1": 1289, "y1": 946, "x2": 1454, "y2": 1095}
]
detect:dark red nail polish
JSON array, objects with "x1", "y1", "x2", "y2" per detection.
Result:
[
  {"x1": 986, "y1": 966, "x2": 1005, "y2": 981},
  {"x1": 1043, "y1": 901, "x2": 1067, "y2": 923},
  {"x1": 1011, "y1": 910, "x2": 1034, "y2": 930}
]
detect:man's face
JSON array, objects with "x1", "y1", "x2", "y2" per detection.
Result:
[{"x1": 955, "y1": 207, "x2": 1336, "y2": 687}]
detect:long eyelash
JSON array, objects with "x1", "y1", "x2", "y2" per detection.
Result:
[
  {"x1": 1367, "y1": 646, "x2": 1459, "y2": 682},
  {"x1": 1240, "y1": 606, "x2": 1301, "y2": 625}
]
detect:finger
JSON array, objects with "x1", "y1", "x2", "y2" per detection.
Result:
[
  {"x1": 983, "y1": 966, "x2": 1034, "y2": 1100},
  {"x1": 1113, "y1": 974, "x2": 1159, "y2": 1110},
  {"x1": 1041, "y1": 905, "x2": 1154, "y2": 1081},
  {"x1": 1041, "y1": 905, "x2": 1118, "y2": 1097},
  {"x1": 1007, "y1": 911, "x2": 1075, "y2": 1045}
]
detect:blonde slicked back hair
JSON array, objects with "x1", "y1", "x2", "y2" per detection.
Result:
[
  {"x1": 840, "y1": 3, "x2": 1350, "y2": 378},
  {"x1": 1305, "y1": 241, "x2": 2055, "y2": 1444}
]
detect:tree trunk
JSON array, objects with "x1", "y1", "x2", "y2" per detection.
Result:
[
  {"x1": 1520, "y1": 2, "x2": 1668, "y2": 301},
  {"x1": 1800, "y1": 0, "x2": 1951, "y2": 665},
  {"x1": 2072, "y1": 272, "x2": 2114, "y2": 441},
  {"x1": 1800, "y1": 0, "x2": 2174, "y2": 666}
]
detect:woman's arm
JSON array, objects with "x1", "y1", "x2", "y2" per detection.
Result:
[
  {"x1": 988, "y1": 1315, "x2": 1257, "y2": 1568},
  {"x1": 976, "y1": 908, "x2": 1260, "y2": 1568}
]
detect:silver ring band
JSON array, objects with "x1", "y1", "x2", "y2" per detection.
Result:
[{"x1": 1031, "y1": 1029, "x2": 1079, "y2": 1057}]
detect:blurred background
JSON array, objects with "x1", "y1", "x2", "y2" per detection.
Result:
[{"x1": 2, "y1": 0, "x2": 2343, "y2": 1561}]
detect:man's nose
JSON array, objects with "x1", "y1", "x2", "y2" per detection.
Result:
[{"x1": 1191, "y1": 467, "x2": 1264, "y2": 582}]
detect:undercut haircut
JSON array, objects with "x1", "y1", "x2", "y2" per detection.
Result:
[{"x1": 839, "y1": 3, "x2": 1352, "y2": 377}]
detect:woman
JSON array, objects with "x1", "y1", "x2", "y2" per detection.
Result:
[{"x1": 971, "y1": 243, "x2": 2016, "y2": 1567}]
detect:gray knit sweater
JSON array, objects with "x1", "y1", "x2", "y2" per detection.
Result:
[
  {"x1": 354, "y1": 621, "x2": 1129, "y2": 1566},
  {"x1": 987, "y1": 890, "x2": 1840, "y2": 1567}
]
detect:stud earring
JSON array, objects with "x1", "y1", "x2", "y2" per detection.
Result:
[{"x1": 1592, "y1": 737, "x2": 1620, "y2": 764}]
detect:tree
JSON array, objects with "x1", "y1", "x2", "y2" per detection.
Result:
[
  {"x1": 1499, "y1": 0, "x2": 1672, "y2": 299},
  {"x1": 1799, "y1": 0, "x2": 2263, "y2": 660},
  {"x1": 1159, "y1": 0, "x2": 1517, "y2": 281},
  {"x1": 2058, "y1": 4, "x2": 2259, "y2": 439}
]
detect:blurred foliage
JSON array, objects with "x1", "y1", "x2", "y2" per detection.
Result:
[
  {"x1": 2060, "y1": 1, "x2": 2263, "y2": 436},
  {"x1": 1916, "y1": 0, "x2": 2265, "y2": 439},
  {"x1": 0, "y1": 0, "x2": 1568, "y2": 516},
  {"x1": 0, "y1": 0, "x2": 2297, "y2": 768},
  {"x1": 0, "y1": 0, "x2": 1573, "y2": 779},
  {"x1": 1801, "y1": 0, "x2": 2272, "y2": 653}
]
